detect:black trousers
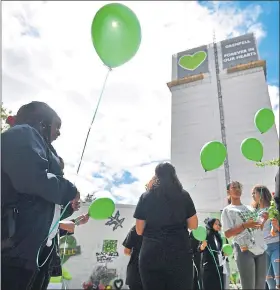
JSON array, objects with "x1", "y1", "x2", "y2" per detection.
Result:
[
  {"x1": 129, "y1": 283, "x2": 143, "y2": 290},
  {"x1": 192, "y1": 254, "x2": 201, "y2": 290},
  {"x1": 127, "y1": 268, "x2": 143, "y2": 290},
  {"x1": 203, "y1": 265, "x2": 224, "y2": 290},
  {"x1": 1, "y1": 246, "x2": 53, "y2": 290},
  {"x1": 1, "y1": 265, "x2": 37, "y2": 290},
  {"x1": 139, "y1": 238, "x2": 193, "y2": 290}
]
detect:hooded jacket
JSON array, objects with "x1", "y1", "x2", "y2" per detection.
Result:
[{"x1": 1, "y1": 103, "x2": 78, "y2": 270}]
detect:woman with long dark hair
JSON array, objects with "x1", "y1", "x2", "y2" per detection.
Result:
[
  {"x1": 200, "y1": 218, "x2": 226, "y2": 290},
  {"x1": 251, "y1": 185, "x2": 279, "y2": 290},
  {"x1": 221, "y1": 181, "x2": 267, "y2": 290},
  {"x1": 133, "y1": 162, "x2": 198, "y2": 290}
]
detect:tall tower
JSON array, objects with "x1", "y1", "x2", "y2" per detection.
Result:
[{"x1": 168, "y1": 33, "x2": 279, "y2": 211}]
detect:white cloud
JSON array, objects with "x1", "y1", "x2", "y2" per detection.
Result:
[{"x1": 2, "y1": 1, "x2": 277, "y2": 204}]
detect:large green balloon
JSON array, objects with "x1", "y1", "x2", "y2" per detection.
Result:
[
  {"x1": 88, "y1": 197, "x2": 115, "y2": 220},
  {"x1": 91, "y1": 3, "x2": 141, "y2": 68},
  {"x1": 192, "y1": 225, "x2": 207, "y2": 242},
  {"x1": 241, "y1": 138, "x2": 263, "y2": 162},
  {"x1": 200, "y1": 141, "x2": 227, "y2": 171},
  {"x1": 254, "y1": 108, "x2": 275, "y2": 134}
]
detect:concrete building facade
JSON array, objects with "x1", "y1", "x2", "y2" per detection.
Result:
[{"x1": 168, "y1": 33, "x2": 279, "y2": 211}]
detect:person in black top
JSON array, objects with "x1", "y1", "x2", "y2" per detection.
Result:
[
  {"x1": 1, "y1": 102, "x2": 79, "y2": 290},
  {"x1": 133, "y1": 162, "x2": 198, "y2": 290},
  {"x1": 123, "y1": 225, "x2": 143, "y2": 290},
  {"x1": 200, "y1": 218, "x2": 226, "y2": 290}
]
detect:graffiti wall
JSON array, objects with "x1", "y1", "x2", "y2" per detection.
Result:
[
  {"x1": 50, "y1": 204, "x2": 222, "y2": 289},
  {"x1": 60, "y1": 204, "x2": 134, "y2": 289}
]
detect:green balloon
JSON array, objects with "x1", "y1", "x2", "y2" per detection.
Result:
[
  {"x1": 222, "y1": 244, "x2": 233, "y2": 256},
  {"x1": 88, "y1": 197, "x2": 115, "y2": 220},
  {"x1": 241, "y1": 138, "x2": 263, "y2": 162},
  {"x1": 254, "y1": 108, "x2": 275, "y2": 134},
  {"x1": 222, "y1": 236, "x2": 227, "y2": 245},
  {"x1": 91, "y1": 3, "x2": 141, "y2": 68},
  {"x1": 192, "y1": 225, "x2": 207, "y2": 242},
  {"x1": 200, "y1": 141, "x2": 227, "y2": 171}
]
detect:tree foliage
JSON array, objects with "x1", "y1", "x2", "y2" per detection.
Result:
[
  {"x1": 1, "y1": 103, "x2": 12, "y2": 133},
  {"x1": 256, "y1": 158, "x2": 280, "y2": 167}
]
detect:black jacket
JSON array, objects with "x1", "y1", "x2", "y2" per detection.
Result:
[
  {"x1": 201, "y1": 230, "x2": 226, "y2": 269},
  {"x1": 201, "y1": 231, "x2": 226, "y2": 290},
  {"x1": 1, "y1": 125, "x2": 78, "y2": 270}
]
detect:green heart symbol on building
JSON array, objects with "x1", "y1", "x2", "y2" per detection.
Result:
[{"x1": 178, "y1": 51, "x2": 207, "y2": 71}]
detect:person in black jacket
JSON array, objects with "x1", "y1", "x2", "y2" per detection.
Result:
[
  {"x1": 1, "y1": 102, "x2": 80, "y2": 290},
  {"x1": 200, "y1": 218, "x2": 226, "y2": 290}
]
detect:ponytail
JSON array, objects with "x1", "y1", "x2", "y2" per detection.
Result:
[{"x1": 227, "y1": 195, "x2": 231, "y2": 205}]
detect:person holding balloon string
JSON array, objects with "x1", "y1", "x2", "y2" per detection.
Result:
[
  {"x1": 195, "y1": 218, "x2": 229, "y2": 290},
  {"x1": 1, "y1": 102, "x2": 81, "y2": 290},
  {"x1": 221, "y1": 181, "x2": 268, "y2": 290},
  {"x1": 4, "y1": 111, "x2": 83, "y2": 290},
  {"x1": 251, "y1": 185, "x2": 280, "y2": 290},
  {"x1": 5, "y1": 109, "x2": 89, "y2": 289}
]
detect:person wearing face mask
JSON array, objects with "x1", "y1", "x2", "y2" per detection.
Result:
[
  {"x1": 221, "y1": 181, "x2": 267, "y2": 290},
  {"x1": 251, "y1": 185, "x2": 279, "y2": 290},
  {"x1": 1, "y1": 101, "x2": 80, "y2": 290},
  {"x1": 200, "y1": 218, "x2": 228, "y2": 290}
]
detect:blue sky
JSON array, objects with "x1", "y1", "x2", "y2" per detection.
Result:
[
  {"x1": 201, "y1": 0, "x2": 279, "y2": 86},
  {"x1": 238, "y1": 1, "x2": 279, "y2": 86}
]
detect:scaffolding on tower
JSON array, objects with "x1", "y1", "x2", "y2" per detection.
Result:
[{"x1": 213, "y1": 30, "x2": 231, "y2": 186}]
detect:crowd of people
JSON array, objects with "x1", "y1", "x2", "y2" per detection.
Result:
[
  {"x1": 123, "y1": 172, "x2": 279, "y2": 290},
  {"x1": 1, "y1": 101, "x2": 279, "y2": 290}
]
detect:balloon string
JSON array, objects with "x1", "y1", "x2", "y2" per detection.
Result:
[
  {"x1": 189, "y1": 173, "x2": 206, "y2": 191},
  {"x1": 76, "y1": 67, "x2": 112, "y2": 175},
  {"x1": 37, "y1": 67, "x2": 112, "y2": 270},
  {"x1": 207, "y1": 245, "x2": 223, "y2": 290},
  {"x1": 193, "y1": 259, "x2": 201, "y2": 290}
]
